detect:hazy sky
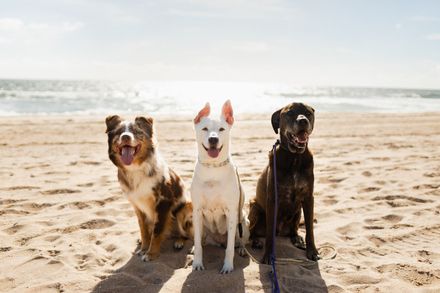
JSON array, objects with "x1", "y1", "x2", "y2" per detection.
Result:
[{"x1": 0, "y1": 0, "x2": 439, "y2": 88}]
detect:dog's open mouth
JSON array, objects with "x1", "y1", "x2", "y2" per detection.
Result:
[
  {"x1": 287, "y1": 131, "x2": 309, "y2": 148},
  {"x1": 202, "y1": 144, "x2": 223, "y2": 158},
  {"x1": 119, "y1": 144, "x2": 141, "y2": 165}
]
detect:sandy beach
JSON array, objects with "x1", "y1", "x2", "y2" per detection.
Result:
[{"x1": 1, "y1": 112, "x2": 440, "y2": 293}]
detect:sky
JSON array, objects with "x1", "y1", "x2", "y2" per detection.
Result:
[{"x1": 0, "y1": 0, "x2": 439, "y2": 89}]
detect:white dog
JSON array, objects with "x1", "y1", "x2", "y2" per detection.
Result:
[{"x1": 190, "y1": 100, "x2": 249, "y2": 274}]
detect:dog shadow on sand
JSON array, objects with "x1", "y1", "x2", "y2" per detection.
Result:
[
  {"x1": 91, "y1": 239, "x2": 191, "y2": 293},
  {"x1": 252, "y1": 237, "x2": 329, "y2": 293},
  {"x1": 92, "y1": 237, "x2": 328, "y2": 293},
  {"x1": 181, "y1": 244, "x2": 250, "y2": 293},
  {"x1": 91, "y1": 239, "x2": 251, "y2": 293}
]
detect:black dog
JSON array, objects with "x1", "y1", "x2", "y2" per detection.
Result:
[{"x1": 248, "y1": 102, "x2": 319, "y2": 263}]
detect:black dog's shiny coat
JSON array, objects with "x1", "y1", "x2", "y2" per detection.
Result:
[{"x1": 248, "y1": 102, "x2": 319, "y2": 263}]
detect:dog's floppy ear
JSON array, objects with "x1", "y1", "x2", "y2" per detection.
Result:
[
  {"x1": 271, "y1": 109, "x2": 281, "y2": 134},
  {"x1": 105, "y1": 115, "x2": 122, "y2": 133},
  {"x1": 221, "y1": 99, "x2": 234, "y2": 125},
  {"x1": 194, "y1": 103, "x2": 210, "y2": 124},
  {"x1": 135, "y1": 116, "x2": 154, "y2": 136}
]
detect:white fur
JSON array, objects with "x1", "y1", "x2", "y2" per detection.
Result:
[
  {"x1": 190, "y1": 103, "x2": 249, "y2": 274},
  {"x1": 119, "y1": 144, "x2": 171, "y2": 224}
]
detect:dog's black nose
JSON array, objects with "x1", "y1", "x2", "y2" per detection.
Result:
[
  {"x1": 121, "y1": 133, "x2": 133, "y2": 142},
  {"x1": 297, "y1": 115, "x2": 309, "y2": 127},
  {"x1": 208, "y1": 137, "x2": 219, "y2": 145}
]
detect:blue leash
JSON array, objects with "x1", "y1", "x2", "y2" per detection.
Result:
[{"x1": 271, "y1": 140, "x2": 280, "y2": 293}]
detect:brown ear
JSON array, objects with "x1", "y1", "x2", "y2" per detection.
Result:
[
  {"x1": 135, "y1": 116, "x2": 154, "y2": 136},
  {"x1": 105, "y1": 115, "x2": 122, "y2": 133},
  {"x1": 221, "y1": 99, "x2": 234, "y2": 125},
  {"x1": 194, "y1": 103, "x2": 210, "y2": 124},
  {"x1": 271, "y1": 109, "x2": 281, "y2": 134}
]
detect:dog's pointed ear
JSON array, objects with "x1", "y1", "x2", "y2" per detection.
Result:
[
  {"x1": 194, "y1": 103, "x2": 210, "y2": 124},
  {"x1": 135, "y1": 116, "x2": 154, "y2": 136},
  {"x1": 221, "y1": 99, "x2": 234, "y2": 125},
  {"x1": 271, "y1": 109, "x2": 281, "y2": 134},
  {"x1": 105, "y1": 115, "x2": 122, "y2": 133}
]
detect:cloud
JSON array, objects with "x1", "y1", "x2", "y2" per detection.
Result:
[
  {"x1": 231, "y1": 41, "x2": 269, "y2": 52},
  {"x1": 0, "y1": 18, "x2": 24, "y2": 31},
  {"x1": 60, "y1": 22, "x2": 84, "y2": 32},
  {"x1": 166, "y1": 0, "x2": 292, "y2": 20},
  {"x1": 425, "y1": 34, "x2": 440, "y2": 40},
  {"x1": 0, "y1": 18, "x2": 84, "y2": 33},
  {"x1": 411, "y1": 15, "x2": 440, "y2": 22}
]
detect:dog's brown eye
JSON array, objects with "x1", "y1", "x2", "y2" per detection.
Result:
[
  {"x1": 219, "y1": 127, "x2": 225, "y2": 131},
  {"x1": 202, "y1": 127, "x2": 208, "y2": 131}
]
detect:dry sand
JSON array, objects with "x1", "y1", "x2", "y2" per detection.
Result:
[{"x1": 1, "y1": 112, "x2": 440, "y2": 292}]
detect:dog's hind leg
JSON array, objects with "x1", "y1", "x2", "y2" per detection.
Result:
[
  {"x1": 248, "y1": 200, "x2": 265, "y2": 249},
  {"x1": 237, "y1": 213, "x2": 250, "y2": 257}
]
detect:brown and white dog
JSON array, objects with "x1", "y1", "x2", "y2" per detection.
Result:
[{"x1": 105, "y1": 115, "x2": 189, "y2": 261}]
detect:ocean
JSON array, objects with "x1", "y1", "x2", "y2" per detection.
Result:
[{"x1": 1, "y1": 79, "x2": 440, "y2": 116}]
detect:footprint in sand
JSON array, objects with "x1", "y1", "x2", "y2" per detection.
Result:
[
  {"x1": 372, "y1": 195, "x2": 432, "y2": 204},
  {"x1": 323, "y1": 198, "x2": 338, "y2": 205},
  {"x1": 0, "y1": 247, "x2": 12, "y2": 252},
  {"x1": 41, "y1": 189, "x2": 80, "y2": 195},
  {"x1": 2, "y1": 186, "x2": 41, "y2": 191},
  {"x1": 58, "y1": 201, "x2": 90, "y2": 210},
  {"x1": 0, "y1": 199, "x2": 24, "y2": 205},
  {"x1": 44, "y1": 235, "x2": 61, "y2": 242},
  {"x1": 413, "y1": 183, "x2": 440, "y2": 190},
  {"x1": 79, "y1": 219, "x2": 115, "y2": 229},
  {"x1": 361, "y1": 171, "x2": 372, "y2": 177},
  {"x1": 20, "y1": 202, "x2": 54, "y2": 211},
  {"x1": 359, "y1": 186, "x2": 381, "y2": 193},
  {"x1": 0, "y1": 209, "x2": 30, "y2": 216},
  {"x1": 336, "y1": 222, "x2": 362, "y2": 238},
  {"x1": 4, "y1": 223, "x2": 24, "y2": 235},
  {"x1": 382, "y1": 214, "x2": 403, "y2": 223},
  {"x1": 0, "y1": 277, "x2": 15, "y2": 292},
  {"x1": 376, "y1": 264, "x2": 439, "y2": 286},
  {"x1": 77, "y1": 182, "x2": 94, "y2": 187}
]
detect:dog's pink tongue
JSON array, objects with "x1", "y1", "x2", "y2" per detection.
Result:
[
  {"x1": 121, "y1": 146, "x2": 135, "y2": 165},
  {"x1": 297, "y1": 132, "x2": 309, "y2": 143},
  {"x1": 207, "y1": 148, "x2": 220, "y2": 158}
]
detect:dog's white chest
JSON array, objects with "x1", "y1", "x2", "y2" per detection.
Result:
[
  {"x1": 191, "y1": 165, "x2": 240, "y2": 235},
  {"x1": 122, "y1": 172, "x2": 159, "y2": 222},
  {"x1": 200, "y1": 192, "x2": 228, "y2": 235}
]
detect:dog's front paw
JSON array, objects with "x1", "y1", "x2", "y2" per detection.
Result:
[
  {"x1": 220, "y1": 262, "x2": 234, "y2": 274},
  {"x1": 173, "y1": 239, "x2": 185, "y2": 250},
  {"x1": 238, "y1": 247, "x2": 247, "y2": 257},
  {"x1": 251, "y1": 239, "x2": 263, "y2": 249},
  {"x1": 290, "y1": 235, "x2": 306, "y2": 250},
  {"x1": 306, "y1": 246, "x2": 320, "y2": 261},
  {"x1": 142, "y1": 250, "x2": 159, "y2": 262},
  {"x1": 135, "y1": 248, "x2": 146, "y2": 256},
  {"x1": 192, "y1": 261, "x2": 205, "y2": 271}
]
